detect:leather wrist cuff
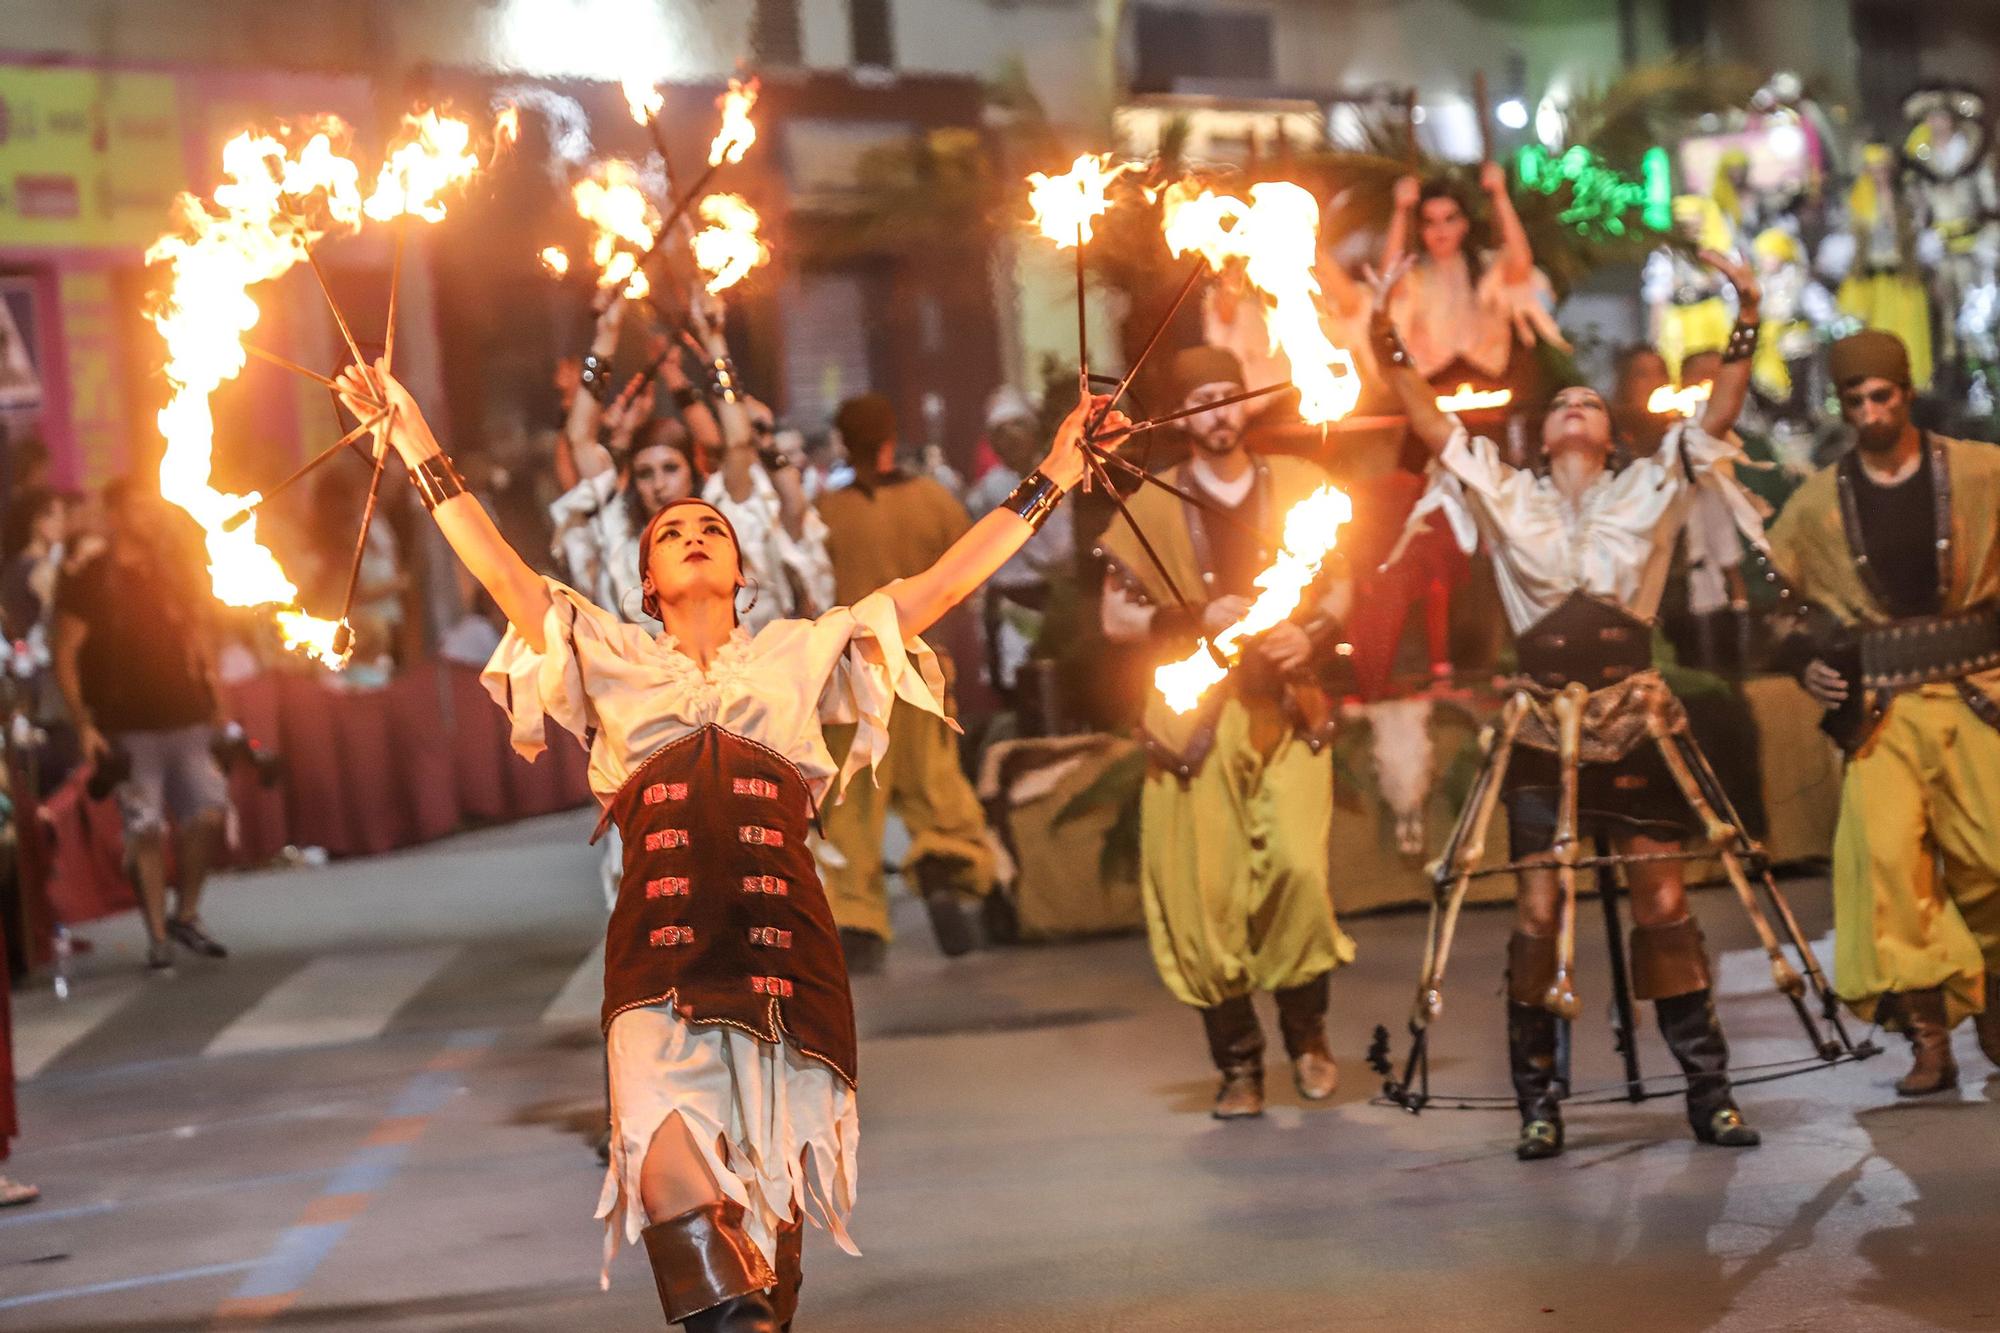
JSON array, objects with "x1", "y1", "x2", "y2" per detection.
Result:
[
  {"x1": 1002, "y1": 469, "x2": 1063, "y2": 531},
  {"x1": 411, "y1": 453, "x2": 468, "y2": 511},
  {"x1": 711, "y1": 358, "x2": 742, "y2": 404},
  {"x1": 1722, "y1": 317, "x2": 1759, "y2": 364},
  {"x1": 579, "y1": 353, "x2": 614, "y2": 403}
]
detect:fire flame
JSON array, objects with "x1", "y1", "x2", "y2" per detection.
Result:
[
  {"x1": 1159, "y1": 180, "x2": 1360, "y2": 425},
  {"x1": 492, "y1": 104, "x2": 520, "y2": 154},
  {"x1": 1648, "y1": 380, "x2": 1712, "y2": 416},
  {"x1": 690, "y1": 194, "x2": 769, "y2": 294},
  {"x1": 1155, "y1": 484, "x2": 1352, "y2": 714},
  {"x1": 623, "y1": 75, "x2": 664, "y2": 127},
  {"x1": 144, "y1": 111, "x2": 487, "y2": 668},
  {"x1": 539, "y1": 245, "x2": 571, "y2": 277},
  {"x1": 571, "y1": 159, "x2": 660, "y2": 300},
  {"x1": 707, "y1": 78, "x2": 760, "y2": 168},
  {"x1": 364, "y1": 110, "x2": 481, "y2": 223},
  {"x1": 1026, "y1": 152, "x2": 1138, "y2": 248},
  {"x1": 1435, "y1": 383, "x2": 1513, "y2": 412}
]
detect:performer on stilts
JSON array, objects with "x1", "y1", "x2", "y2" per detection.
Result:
[
  {"x1": 1768, "y1": 328, "x2": 2000, "y2": 1095},
  {"x1": 335, "y1": 358, "x2": 1125, "y2": 1330},
  {"x1": 1097, "y1": 345, "x2": 1353, "y2": 1120},
  {"x1": 1375, "y1": 252, "x2": 1770, "y2": 1160}
]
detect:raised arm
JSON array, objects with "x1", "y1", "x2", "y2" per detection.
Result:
[
  {"x1": 336, "y1": 361, "x2": 553, "y2": 652},
  {"x1": 565, "y1": 301, "x2": 624, "y2": 481},
  {"x1": 1695, "y1": 248, "x2": 1762, "y2": 439},
  {"x1": 1371, "y1": 307, "x2": 1456, "y2": 454},
  {"x1": 1380, "y1": 174, "x2": 1418, "y2": 277},
  {"x1": 1481, "y1": 160, "x2": 1534, "y2": 285},
  {"x1": 888, "y1": 392, "x2": 1128, "y2": 636}
]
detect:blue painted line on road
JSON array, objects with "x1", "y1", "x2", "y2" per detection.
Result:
[
  {"x1": 220, "y1": 1028, "x2": 500, "y2": 1314},
  {"x1": 0, "y1": 1259, "x2": 258, "y2": 1311},
  {"x1": 321, "y1": 1142, "x2": 412, "y2": 1197},
  {"x1": 229, "y1": 1222, "x2": 350, "y2": 1301},
  {"x1": 387, "y1": 1070, "x2": 461, "y2": 1117}
]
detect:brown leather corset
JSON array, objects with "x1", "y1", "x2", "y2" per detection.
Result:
[
  {"x1": 594, "y1": 724, "x2": 857, "y2": 1086},
  {"x1": 1514, "y1": 591, "x2": 1655, "y2": 690}
]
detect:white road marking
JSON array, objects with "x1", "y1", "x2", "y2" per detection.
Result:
[
  {"x1": 540, "y1": 940, "x2": 605, "y2": 1026},
  {"x1": 203, "y1": 947, "x2": 458, "y2": 1057},
  {"x1": 12, "y1": 978, "x2": 143, "y2": 1080}
]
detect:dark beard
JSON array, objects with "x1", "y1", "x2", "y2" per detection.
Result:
[
  {"x1": 1192, "y1": 429, "x2": 1239, "y2": 455},
  {"x1": 1854, "y1": 423, "x2": 1904, "y2": 453}
]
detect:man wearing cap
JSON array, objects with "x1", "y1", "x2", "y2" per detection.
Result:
[
  {"x1": 964, "y1": 387, "x2": 1073, "y2": 699},
  {"x1": 815, "y1": 393, "x2": 997, "y2": 971},
  {"x1": 1768, "y1": 328, "x2": 2000, "y2": 1095},
  {"x1": 1097, "y1": 344, "x2": 1352, "y2": 1120}
]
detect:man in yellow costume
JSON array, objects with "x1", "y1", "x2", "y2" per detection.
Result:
[
  {"x1": 816, "y1": 393, "x2": 996, "y2": 972},
  {"x1": 1769, "y1": 329, "x2": 2000, "y2": 1095},
  {"x1": 1097, "y1": 346, "x2": 1352, "y2": 1119}
]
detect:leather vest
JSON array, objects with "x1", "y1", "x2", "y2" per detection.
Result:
[
  {"x1": 594, "y1": 724, "x2": 858, "y2": 1086},
  {"x1": 1514, "y1": 591, "x2": 1655, "y2": 690}
]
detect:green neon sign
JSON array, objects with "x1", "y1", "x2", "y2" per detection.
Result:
[{"x1": 1516, "y1": 143, "x2": 1673, "y2": 239}]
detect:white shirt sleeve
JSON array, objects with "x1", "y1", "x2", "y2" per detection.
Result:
[{"x1": 810, "y1": 588, "x2": 953, "y2": 795}]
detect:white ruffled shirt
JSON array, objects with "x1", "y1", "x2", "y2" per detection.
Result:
[
  {"x1": 1415, "y1": 421, "x2": 1765, "y2": 634},
  {"x1": 481, "y1": 578, "x2": 950, "y2": 811}
]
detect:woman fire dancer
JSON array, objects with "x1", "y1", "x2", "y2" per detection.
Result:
[{"x1": 335, "y1": 360, "x2": 1124, "y2": 1331}]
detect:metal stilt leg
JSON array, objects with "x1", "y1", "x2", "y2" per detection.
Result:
[{"x1": 1593, "y1": 833, "x2": 1645, "y2": 1101}]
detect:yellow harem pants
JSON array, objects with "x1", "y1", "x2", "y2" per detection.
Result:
[
  {"x1": 1833, "y1": 686, "x2": 2000, "y2": 1028},
  {"x1": 1140, "y1": 698, "x2": 1355, "y2": 1009},
  {"x1": 820, "y1": 700, "x2": 995, "y2": 940}
]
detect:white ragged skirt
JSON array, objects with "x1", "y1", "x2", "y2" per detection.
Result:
[{"x1": 599, "y1": 1004, "x2": 860, "y2": 1288}]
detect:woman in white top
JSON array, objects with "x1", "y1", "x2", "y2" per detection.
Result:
[{"x1": 335, "y1": 358, "x2": 1122, "y2": 1331}]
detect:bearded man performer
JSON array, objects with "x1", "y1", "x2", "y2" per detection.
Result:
[
  {"x1": 1770, "y1": 328, "x2": 2000, "y2": 1096},
  {"x1": 1097, "y1": 345, "x2": 1353, "y2": 1121},
  {"x1": 336, "y1": 359, "x2": 1126, "y2": 1331},
  {"x1": 1377, "y1": 252, "x2": 1769, "y2": 1160}
]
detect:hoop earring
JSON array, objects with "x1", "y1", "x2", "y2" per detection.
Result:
[{"x1": 737, "y1": 576, "x2": 760, "y2": 614}]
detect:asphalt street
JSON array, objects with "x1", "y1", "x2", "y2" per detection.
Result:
[{"x1": 5, "y1": 809, "x2": 1998, "y2": 1331}]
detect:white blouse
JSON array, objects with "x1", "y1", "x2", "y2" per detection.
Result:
[
  {"x1": 481, "y1": 578, "x2": 951, "y2": 810},
  {"x1": 1419, "y1": 422, "x2": 1766, "y2": 634}
]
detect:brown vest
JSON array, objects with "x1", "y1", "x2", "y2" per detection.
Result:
[{"x1": 594, "y1": 724, "x2": 858, "y2": 1086}]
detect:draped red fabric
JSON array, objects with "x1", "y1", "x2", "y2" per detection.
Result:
[{"x1": 31, "y1": 666, "x2": 590, "y2": 941}]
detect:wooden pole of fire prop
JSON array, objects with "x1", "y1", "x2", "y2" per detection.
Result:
[
  {"x1": 219, "y1": 410, "x2": 393, "y2": 531},
  {"x1": 329, "y1": 217, "x2": 409, "y2": 660},
  {"x1": 1076, "y1": 222, "x2": 1090, "y2": 398}
]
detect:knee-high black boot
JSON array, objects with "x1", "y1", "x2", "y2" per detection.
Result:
[
  {"x1": 640, "y1": 1201, "x2": 779, "y2": 1330},
  {"x1": 1631, "y1": 918, "x2": 1760, "y2": 1147},
  {"x1": 1506, "y1": 930, "x2": 1565, "y2": 1159}
]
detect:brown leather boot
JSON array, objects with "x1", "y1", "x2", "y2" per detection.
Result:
[
  {"x1": 771, "y1": 1215, "x2": 803, "y2": 1331},
  {"x1": 640, "y1": 1201, "x2": 778, "y2": 1329},
  {"x1": 1200, "y1": 995, "x2": 1266, "y2": 1119},
  {"x1": 1893, "y1": 989, "x2": 1959, "y2": 1096},
  {"x1": 1974, "y1": 974, "x2": 2000, "y2": 1068},
  {"x1": 1274, "y1": 972, "x2": 1340, "y2": 1101}
]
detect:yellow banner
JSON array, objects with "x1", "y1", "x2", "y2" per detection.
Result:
[{"x1": 0, "y1": 66, "x2": 186, "y2": 250}]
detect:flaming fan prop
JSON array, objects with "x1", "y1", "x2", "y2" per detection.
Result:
[
  {"x1": 1026, "y1": 153, "x2": 1140, "y2": 390},
  {"x1": 1155, "y1": 485, "x2": 1352, "y2": 714},
  {"x1": 1648, "y1": 380, "x2": 1712, "y2": 417},
  {"x1": 689, "y1": 193, "x2": 769, "y2": 294},
  {"x1": 146, "y1": 109, "x2": 491, "y2": 667}
]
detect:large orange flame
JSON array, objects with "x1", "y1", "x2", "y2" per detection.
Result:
[
  {"x1": 690, "y1": 194, "x2": 769, "y2": 294},
  {"x1": 1155, "y1": 485, "x2": 1352, "y2": 713},
  {"x1": 145, "y1": 111, "x2": 489, "y2": 668},
  {"x1": 623, "y1": 75, "x2": 664, "y2": 127},
  {"x1": 1159, "y1": 179, "x2": 1360, "y2": 425},
  {"x1": 1025, "y1": 152, "x2": 1138, "y2": 248},
  {"x1": 707, "y1": 78, "x2": 759, "y2": 168},
  {"x1": 1648, "y1": 380, "x2": 1711, "y2": 417},
  {"x1": 571, "y1": 160, "x2": 660, "y2": 300}
]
